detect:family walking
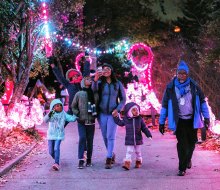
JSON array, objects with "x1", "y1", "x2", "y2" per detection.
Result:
[{"x1": 44, "y1": 59, "x2": 210, "y2": 176}]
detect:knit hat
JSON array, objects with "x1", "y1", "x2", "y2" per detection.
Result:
[
  {"x1": 102, "y1": 63, "x2": 113, "y2": 71},
  {"x1": 177, "y1": 60, "x2": 189, "y2": 74},
  {"x1": 66, "y1": 69, "x2": 82, "y2": 81}
]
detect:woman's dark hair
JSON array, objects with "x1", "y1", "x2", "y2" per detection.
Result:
[{"x1": 100, "y1": 69, "x2": 118, "y2": 90}]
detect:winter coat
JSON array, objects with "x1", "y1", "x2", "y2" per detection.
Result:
[
  {"x1": 159, "y1": 77, "x2": 210, "y2": 131},
  {"x1": 92, "y1": 80, "x2": 126, "y2": 114},
  {"x1": 44, "y1": 99, "x2": 77, "y2": 140},
  {"x1": 71, "y1": 79, "x2": 96, "y2": 125},
  {"x1": 113, "y1": 102, "x2": 152, "y2": 145}
]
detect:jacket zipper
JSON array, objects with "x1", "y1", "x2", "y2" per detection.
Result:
[
  {"x1": 107, "y1": 83, "x2": 111, "y2": 113},
  {"x1": 133, "y1": 118, "x2": 136, "y2": 146}
]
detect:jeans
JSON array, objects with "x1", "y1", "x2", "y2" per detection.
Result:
[
  {"x1": 98, "y1": 113, "x2": 117, "y2": 158},
  {"x1": 125, "y1": 145, "x2": 142, "y2": 162},
  {"x1": 48, "y1": 140, "x2": 62, "y2": 164},
  {"x1": 176, "y1": 118, "x2": 198, "y2": 171},
  {"x1": 78, "y1": 123, "x2": 95, "y2": 160}
]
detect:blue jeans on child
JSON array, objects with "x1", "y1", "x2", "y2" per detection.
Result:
[
  {"x1": 98, "y1": 113, "x2": 117, "y2": 158},
  {"x1": 77, "y1": 123, "x2": 95, "y2": 160},
  {"x1": 48, "y1": 140, "x2": 62, "y2": 165}
]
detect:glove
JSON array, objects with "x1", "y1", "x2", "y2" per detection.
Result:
[
  {"x1": 204, "y1": 118, "x2": 210, "y2": 130},
  {"x1": 48, "y1": 110, "x2": 55, "y2": 118},
  {"x1": 159, "y1": 124, "x2": 165, "y2": 135}
]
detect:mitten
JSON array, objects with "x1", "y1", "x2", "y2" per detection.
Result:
[
  {"x1": 204, "y1": 118, "x2": 210, "y2": 130},
  {"x1": 159, "y1": 124, "x2": 165, "y2": 135},
  {"x1": 48, "y1": 110, "x2": 55, "y2": 118}
]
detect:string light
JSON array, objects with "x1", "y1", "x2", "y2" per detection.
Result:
[
  {"x1": 54, "y1": 33, "x2": 130, "y2": 55},
  {"x1": 39, "y1": 0, "x2": 52, "y2": 57}
]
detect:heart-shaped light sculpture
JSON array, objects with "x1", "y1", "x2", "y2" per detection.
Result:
[
  {"x1": 127, "y1": 43, "x2": 154, "y2": 90},
  {"x1": 75, "y1": 52, "x2": 92, "y2": 71}
]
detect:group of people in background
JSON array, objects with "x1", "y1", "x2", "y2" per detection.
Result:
[{"x1": 43, "y1": 58, "x2": 210, "y2": 177}]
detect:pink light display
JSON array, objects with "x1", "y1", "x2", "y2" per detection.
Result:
[
  {"x1": 127, "y1": 43, "x2": 154, "y2": 89},
  {"x1": 205, "y1": 99, "x2": 220, "y2": 134},
  {"x1": 0, "y1": 97, "x2": 43, "y2": 130},
  {"x1": 75, "y1": 52, "x2": 92, "y2": 71},
  {"x1": 126, "y1": 43, "x2": 161, "y2": 114},
  {"x1": 1, "y1": 80, "x2": 14, "y2": 106}
]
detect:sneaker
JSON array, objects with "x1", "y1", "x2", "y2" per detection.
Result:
[
  {"x1": 177, "y1": 170, "x2": 186, "y2": 176},
  {"x1": 86, "y1": 159, "x2": 92, "y2": 167},
  {"x1": 78, "y1": 160, "x2": 84, "y2": 169},
  {"x1": 52, "y1": 163, "x2": 59, "y2": 171}
]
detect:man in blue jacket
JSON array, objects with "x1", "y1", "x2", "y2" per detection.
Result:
[{"x1": 159, "y1": 60, "x2": 210, "y2": 176}]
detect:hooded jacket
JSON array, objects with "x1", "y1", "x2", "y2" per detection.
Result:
[
  {"x1": 159, "y1": 77, "x2": 210, "y2": 131},
  {"x1": 92, "y1": 79, "x2": 126, "y2": 114},
  {"x1": 113, "y1": 102, "x2": 152, "y2": 145},
  {"x1": 44, "y1": 99, "x2": 77, "y2": 140},
  {"x1": 71, "y1": 78, "x2": 96, "y2": 125}
]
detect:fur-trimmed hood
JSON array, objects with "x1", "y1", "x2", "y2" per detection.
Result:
[{"x1": 124, "y1": 102, "x2": 140, "y2": 118}]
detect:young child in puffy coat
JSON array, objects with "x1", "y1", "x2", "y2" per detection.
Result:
[
  {"x1": 44, "y1": 99, "x2": 77, "y2": 171},
  {"x1": 112, "y1": 102, "x2": 152, "y2": 170}
]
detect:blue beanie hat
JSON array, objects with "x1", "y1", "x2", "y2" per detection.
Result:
[{"x1": 177, "y1": 60, "x2": 189, "y2": 74}]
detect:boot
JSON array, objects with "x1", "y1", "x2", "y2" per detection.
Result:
[
  {"x1": 105, "y1": 158, "x2": 112, "y2": 169},
  {"x1": 135, "y1": 160, "x2": 142, "y2": 168},
  {"x1": 111, "y1": 153, "x2": 116, "y2": 164},
  {"x1": 122, "y1": 161, "x2": 131, "y2": 170}
]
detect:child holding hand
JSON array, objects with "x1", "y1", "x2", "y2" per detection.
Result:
[
  {"x1": 44, "y1": 99, "x2": 77, "y2": 171},
  {"x1": 112, "y1": 102, "x2": 152, "y2": 170}
]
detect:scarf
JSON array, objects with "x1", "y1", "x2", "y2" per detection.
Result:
[
  {"x1": 82, "y1": 87, "x2": 95, "y2": 104},
  {"x1": 174, "y1": 77, "x2": 191, "y2": 96}
]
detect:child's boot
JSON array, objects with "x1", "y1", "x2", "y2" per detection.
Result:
[
  {"x1": 135, "y1": 160, "x2": 142, "y2": 168},
  {"x1": 52, "y1": 163, "x2": 59, "y2": 171},
  {"x1": 122, "y1": 160, "x2": 131, "y2": 170}
]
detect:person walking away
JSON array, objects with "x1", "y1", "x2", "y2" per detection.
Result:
[
  {"x1": 72, "y1": 76, "x2": 97, "y2": 169},
  {"x1": 92, "y1": 63, "x2": 126, "y2": 169},
  {"x1": 159, "y1": 60, "x2": 210, "y2": 176},
  {"x1": 44, "y1": 99, "x2": 77, "y2": 171},
  {"x1": 113, "y1": 102, "x2": 152, "y2": 170}
]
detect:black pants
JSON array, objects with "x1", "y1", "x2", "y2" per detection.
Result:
[
  {"x1": 176, "y1": 118, "x2": 198, "y2": 171},
  {"x1": 77, "y1": 123, "x2": 95, "y2": 160}
]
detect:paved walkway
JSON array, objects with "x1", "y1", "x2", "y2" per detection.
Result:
[{"x1": 1, "y1": 121, "x2": 220, "y2": 190}]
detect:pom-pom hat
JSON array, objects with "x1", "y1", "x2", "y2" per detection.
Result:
[
  {"x1": 66, "y1": 69, "x2": 82, "y2": 81},
  {"x1": 177, "y1": 60, "x2": 189, "y2": 74}
]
